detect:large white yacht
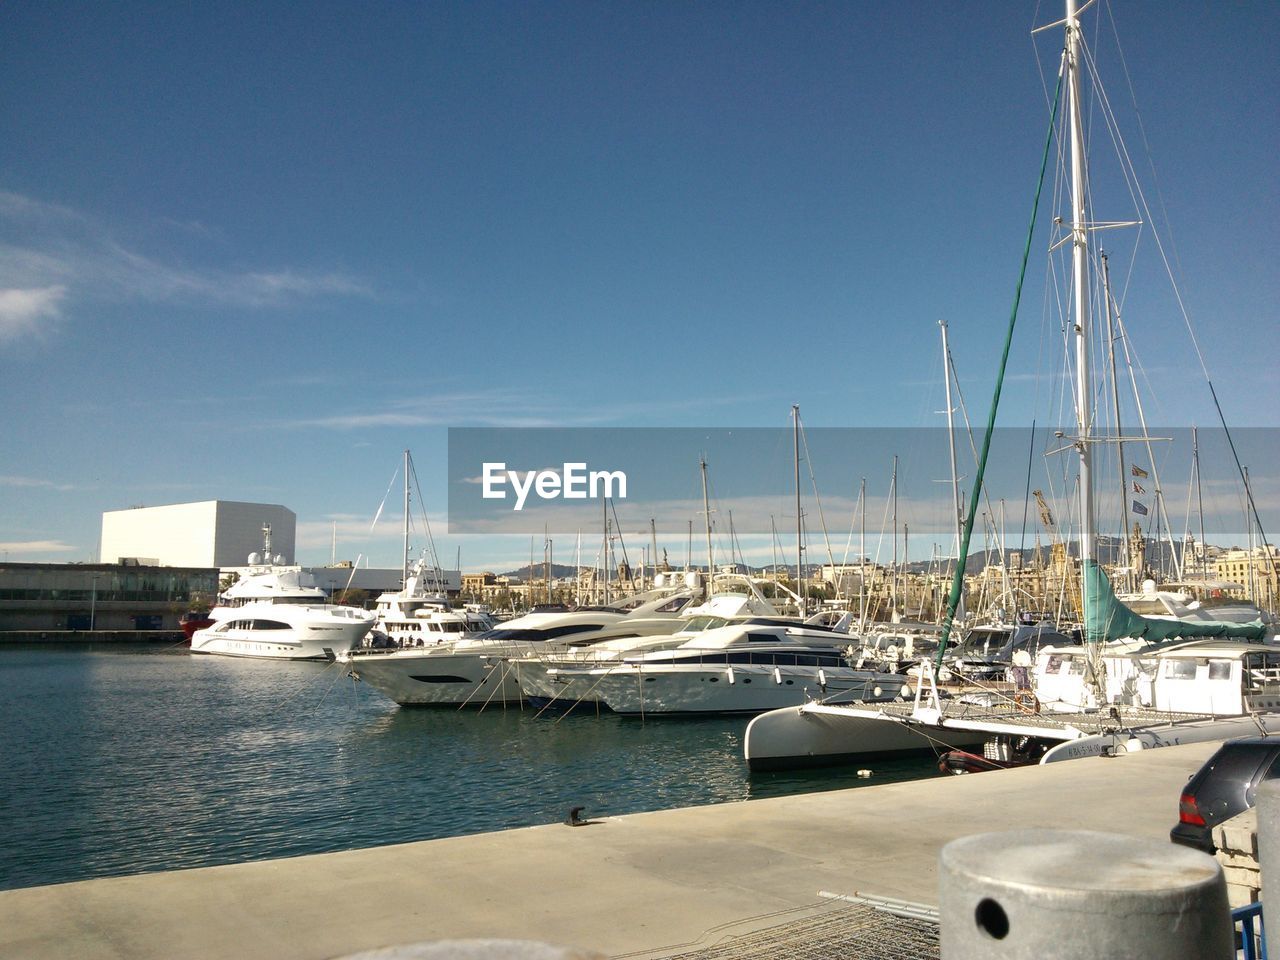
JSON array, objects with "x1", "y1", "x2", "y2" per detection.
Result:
[
  {"x1": 515, "y1": 577, "x2": 808, "y2": 712},
  {"x1": 364, "y1": 558, "x2": 494, "y2": 648},
  {"x1": 569, "y1": 620, "x2": 906, "y2": 716},
  {"x1": 342, "y1": 588, "x2": 698, "y2": 707},
  {"x1": 191, "y1": 529, "x2": 375, "y2": 661}
]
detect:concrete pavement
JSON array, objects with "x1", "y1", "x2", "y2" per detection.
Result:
[{"x1": 0, "y1": 741, "x2": 1218, "y2": 959}]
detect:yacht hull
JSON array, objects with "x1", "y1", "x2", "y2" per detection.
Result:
[
  {"x1": 190, "y1": 618, "x2": 372, "y2": 661},
  {"x1": 1041, "y1": 712, "x2": 1280, "y2": 763},
  {"x1": 584, "y1": 666, "x2": 907, "y2": 716},
  {"x1": 348, "y1": 647, "x2": 528, "y2": 707},
  {"x1": 743, "y1": 703, "x2": 988, "y2": 771}
]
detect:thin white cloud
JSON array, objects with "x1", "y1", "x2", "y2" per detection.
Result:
[
  {"x1": 0, "y1": 473, "x2": 76, "y2": 491},
  {"x1": 0, "y1": 191, "x2": 372, "y2": 339},
  {"x1": 0, "y1": 285, "x2": 65, "y2": 341},
  {"x1": 0, "y1": 539, "x2": 79, "y2": 554}
]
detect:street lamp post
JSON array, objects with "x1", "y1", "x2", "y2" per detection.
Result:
[{"x1": 90, "y1": 576, "x2": 100, "y2": 631}]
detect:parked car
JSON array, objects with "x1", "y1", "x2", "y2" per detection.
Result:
[{"x1": 1169, "y1": 736, "x2": 1280, "y2": 854}]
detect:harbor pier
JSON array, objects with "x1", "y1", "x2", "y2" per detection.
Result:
[{"x1": 0, "y1": 741, "x2": 1221, "y2": 959}]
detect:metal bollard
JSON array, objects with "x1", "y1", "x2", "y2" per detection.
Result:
[
  {"x1": 939, "y1": 829, "x2": 1232, "y2": 959},
  {"x1": 1258, "y1": 780, "x2": 1280, "y2": 909},
  {"x1": 332, "y1": 940, "x2": 602, "y2": 960}
]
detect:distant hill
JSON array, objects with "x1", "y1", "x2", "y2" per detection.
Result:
[{"x1": 500, "y1": 563, "x2": 583, "y2": 581}]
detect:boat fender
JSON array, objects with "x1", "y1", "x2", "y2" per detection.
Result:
[
  {"x1": 726, "y1": 666, "x2": 735, "y2": 685},
  {"x1": 818, "y1": 668, "x2": 827, "y2": 691},
  {"x1": 773, "y1": 667, "x2": 783, "y2": 685}
]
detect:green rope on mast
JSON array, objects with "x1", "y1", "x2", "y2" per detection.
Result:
[{"x1": 933, "y1": 68, "x2": 1064, "y2": 672}]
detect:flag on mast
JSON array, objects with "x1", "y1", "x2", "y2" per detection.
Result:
[
  {"x1": 1131, "y1": 464, "x2": 1149, "y2": 479},
  {"x1": 1132, "y1": 481, "x2": 1146, "y2": 495},
  {"x1": 1132, "y1": 500, "x2": 1149, "y2": 516}
]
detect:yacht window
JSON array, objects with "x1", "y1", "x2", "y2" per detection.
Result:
[
  {"x1": 654, "y1": 596, "x2": 691, "y2": 613},
  {"x1": 681, "y1": 616, "x2": 727, "y2": 632},
  {"x1": 251, "y1": 619, "x2": 290, "y2": 631},
  {"x1": 1208, "y1": 660, "x2": 1233, "y2": 681},
  {"x1": 747, "y1": 632, "x2": 780, "y2": 643},
  {"x1": 1125, "y1": 599, "x2": 1170, "y2": 615},
  {"x1": 1163, "y1": 660, "x2": 1198, "y2": 680},
  {"x1": 541, "y1": 624, "x2": 607, "y2": 640}
]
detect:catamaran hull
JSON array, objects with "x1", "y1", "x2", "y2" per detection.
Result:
[
  {"x1": 1041, "y1": 713, "x2": 1280, "y2": 763},
  {"x1": 588, "y1": 667, "x2": 907, "y2": 717},
  {"x1": 348, "y1": 651, "x2": 525, "y2": 707},
  {"x1": 743, "y1": 704, "x2": 989, "y2": 771}
]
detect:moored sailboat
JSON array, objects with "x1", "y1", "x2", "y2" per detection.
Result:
[{"x1": 745, "y1": 0, "x2": 1278, "y2": 772}]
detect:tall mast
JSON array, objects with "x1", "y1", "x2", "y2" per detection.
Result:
[
  {"x1": 940, "y1": 320, "x2": 964, "y2": 568},
  {"x1": 1101, "y1": 251, "x2": 1133, "y2": 591},
  {"x1": 402, "y1": 449, "x2": 410, "y2": 587},
  {"x1": 891, "y1": 455, "x2": 899, "y2": 618},
  {"x1": 1065, "y1": 0, "x2": 1095, "y2": 632},
  {"x1": 859, "y1": 477, "x2": 867, "y2": 632},
  {"x1": 700, "y1": 456, "x2": 714, "y2": 585},
  {"x1": 602, "y1": 499, "x2": 610, "y2": 605},
  {"x1": 793, "y1": 404, "x2": 805, "y2": 616},
  {"x1": 1193, "y1": 426, "x2": 1206, "y2": 578},
  {"x1": 770, "y1": 516, "x2": 779, "y2": 586},
  {"x1": 649, "y1": 518, "x2": 659, "y2": 586}
]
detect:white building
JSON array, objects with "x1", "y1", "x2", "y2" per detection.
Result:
[{"x1": 100, "y1": 501, "x2": 297, "y2": 568}]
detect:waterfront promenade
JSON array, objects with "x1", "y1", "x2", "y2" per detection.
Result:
[{"x1": 0, "y1": 741, "x2": 1218, "y2": 959}]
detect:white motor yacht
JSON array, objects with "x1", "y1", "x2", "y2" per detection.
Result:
[
  {"x1": 364, "y1": 558, "x2": 494, "y2": 648},
  {"x1": 342, "y1": 589, "x2": 697, "y2": 707},
  {"x1": 191, "y1": 561, "x2": 375, "y2": 662},
  {"x1": 571, "y1": 621, "x2": 907, "y2": 716},
  {"x1": 515, "y1": 581, "x2": 783, "y2": 711}
]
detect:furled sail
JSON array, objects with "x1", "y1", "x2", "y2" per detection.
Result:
[{"x1": 1084, "y1": 559, "x2": 1265, "y2": 643}]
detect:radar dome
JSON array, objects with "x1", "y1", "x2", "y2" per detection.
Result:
[
  {"x1": 272, "y1": 554, "x2": 285, "y2": 565},
  {"x1": 248, "y1": 552, "x2": 263, "y2": 565}
]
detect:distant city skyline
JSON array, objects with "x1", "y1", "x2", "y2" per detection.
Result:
[{"x1": 2, "y1": 2, "x2": 1276, "y2": 571}]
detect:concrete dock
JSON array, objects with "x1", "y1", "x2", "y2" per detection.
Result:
[{"x1": 0, "y1": 741, "x2": 1218, "y2": 959}]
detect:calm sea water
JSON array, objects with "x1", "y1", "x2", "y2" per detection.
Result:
[{"x1": 0, "y1": 645, "x2": 939, "y2": 891}]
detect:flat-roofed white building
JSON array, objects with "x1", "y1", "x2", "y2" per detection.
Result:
[{"x1": 100, "y1": 501, "x2": 296, "y2": 568}]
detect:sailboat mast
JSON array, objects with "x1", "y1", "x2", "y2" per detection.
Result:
[
  {"x1": 793, "y1": 404, "x2": 804, "y2": 616},
  {"x1": 859, "y1": 477, "x2": 867, "y2": 632},
  {"x1": 700, "y1": 456, "x2": 713, "y2": 586},
  {"x1": 891, "y1": 455, "x2": 899, "y2": 618},
  {"x1": 1193, "y1": 426, "x2": 1207, "y2": 578},
  {"x1": 401, "y1": 449, "x2": 410, "y2": 587},
  {"x1": 1065, "y1": 0, "x2": 1096, "y2": 629},
  {"x1": 940, "y1": 320, "x2": 964, "y2": 564},
  {"x1": 649, "y1": 518, "x2": 658, "y2": 587},
  {"x1": 1101, "y1": 251, "x2": 1133, "y2": 590}
]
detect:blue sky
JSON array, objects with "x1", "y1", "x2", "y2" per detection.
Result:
[{"x1": 1, "y1": 1, "x2": 1276, "y2": 572}]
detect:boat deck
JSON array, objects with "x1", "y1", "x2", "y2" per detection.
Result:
[{"x1": 870, "y1": 696, "x2": 1215, "y2": 736}]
